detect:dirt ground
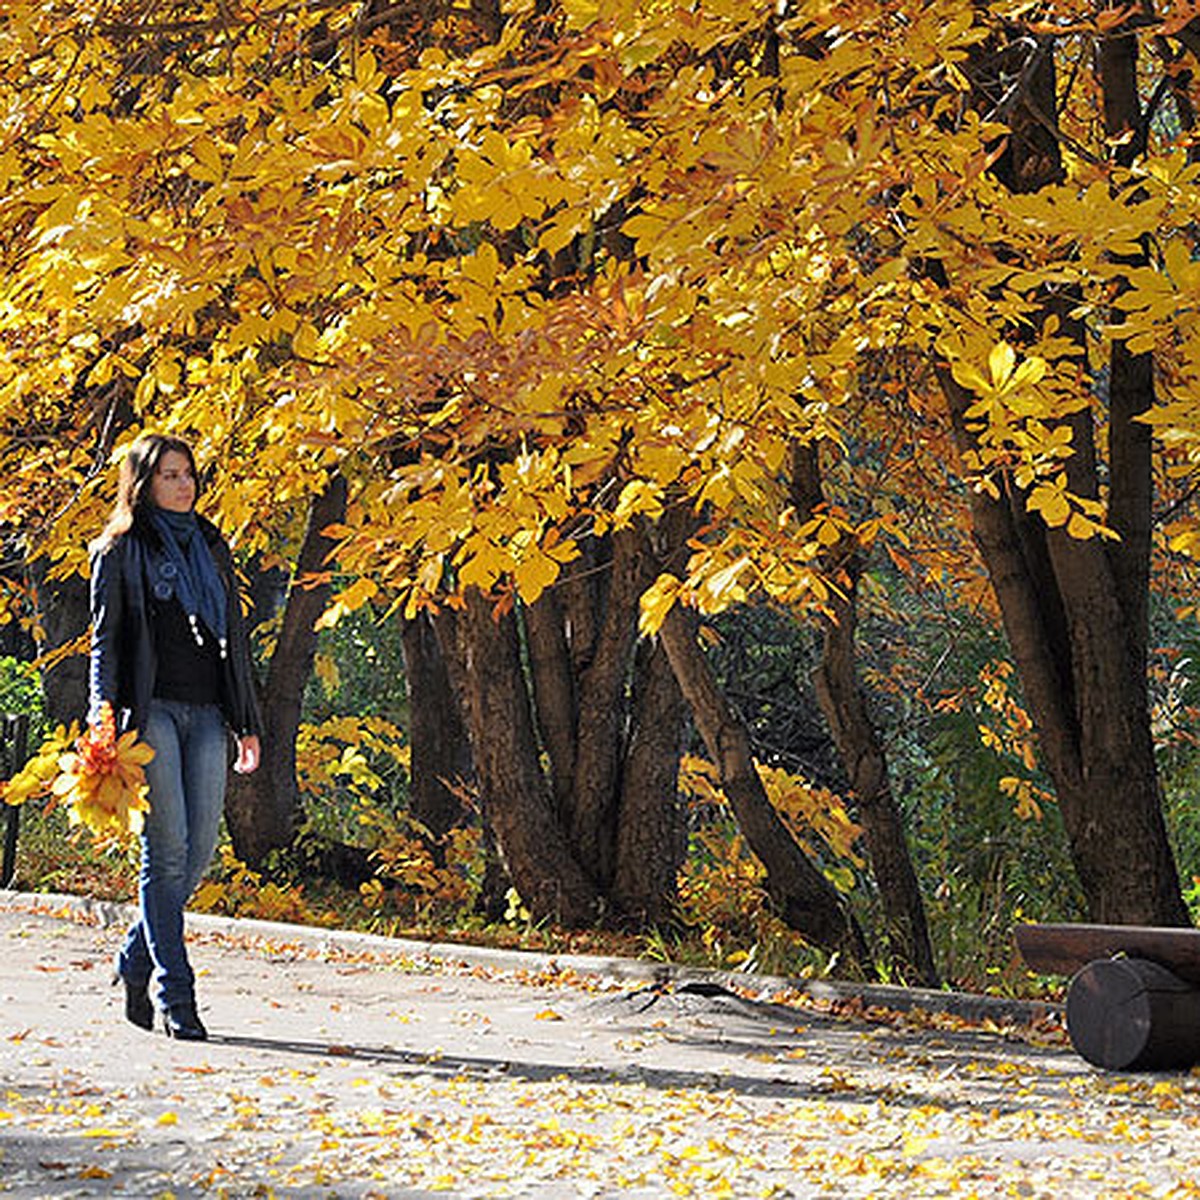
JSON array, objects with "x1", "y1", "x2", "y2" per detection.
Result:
[{"x1": 2, "y1": 891, "x2": 1197, "y2": 1198}]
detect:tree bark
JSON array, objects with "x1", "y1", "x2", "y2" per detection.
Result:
[
  {"x1": 29, "y1": 561, "x2": 89, "y2": 726},
  {"x1": 524, "y1": 590, "x2": 577, "y2": 818},
  {"x1": 401, "y1": 611, "x2": 472, "y2": 844},
  {"x1": 525, "y1": 525, "x2": 689, "y2": 920},
  {"x1": 813, "y1": 588, "x2": 939, "y2": 984},
  {"x1": 436, "y1": 528, "x2": 689, "y2": 930},
  {"x1": 656, "y1": 597, "x2": 868, "y2": 965},
  {"x1": 449, "y1": 588, "x2": 602, "y2": 926},
  {"x1": 567, "y1": 529, "x2": 646, "y2": 889},
  {"x1": 612, "y1": 635, "x2": 687, "y2": 926},
  {"x1": 226, "y1": 474, "x2": 347, "y2": 865},
  {"x1": 939, "y1": 368, "x2": 1185, "y2": 925}
]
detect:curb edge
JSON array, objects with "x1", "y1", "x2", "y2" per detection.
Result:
[{"x1": 0, "y1": 887, "x2": 1060, "y2": 1029}]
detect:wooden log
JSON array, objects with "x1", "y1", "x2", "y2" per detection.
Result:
[
  {"x1": 1066, "y1": 957, "x2": 1200, "y2": 1071},
  {"x1": 1015, "y1": 923, "x2": 1200, "y2": 985}
]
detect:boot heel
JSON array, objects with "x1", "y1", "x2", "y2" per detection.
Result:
[
  {"x1": 162, "y1": 1003, "x2": 207, "y2": 1041},
  {"x1": 114, "y1": 973, "x2": 154, "y2": 1031}
]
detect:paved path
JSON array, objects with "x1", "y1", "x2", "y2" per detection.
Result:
[{"x1": 1, "y1": 892, "x2": 1197, "y2": 1197}]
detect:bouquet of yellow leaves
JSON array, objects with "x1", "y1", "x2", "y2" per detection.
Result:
[{"x1": 51, "y1": 703, "x2": 155, "y2": 840}]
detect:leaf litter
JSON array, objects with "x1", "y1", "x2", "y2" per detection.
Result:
[{"x1": 4, "y1": 904, "x2": 1200, "y2": 1196}]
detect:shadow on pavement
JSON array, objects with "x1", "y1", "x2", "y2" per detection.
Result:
[{"x1": 208, "y1": 1027, "x2": 1068, "y2": 1114}]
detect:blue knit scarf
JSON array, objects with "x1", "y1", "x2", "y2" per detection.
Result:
[{"x1": 150, "y1": 508, "x2": 228, "y2": 654}]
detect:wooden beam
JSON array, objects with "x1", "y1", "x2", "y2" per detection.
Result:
[{"x1": 1016, "y1": 923, "x2": 1200, "y2": 984}]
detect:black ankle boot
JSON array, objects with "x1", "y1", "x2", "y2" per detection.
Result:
[
  {"x1": 116, "y1": 975, "x2": 153, "y2": 1031},
  {"x1": 162, "y1": 1003, "x2": 207, "y2": 1041}
]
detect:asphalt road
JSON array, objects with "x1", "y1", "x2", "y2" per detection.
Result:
[{"x1": 1, "y1": 891, "x2": 1195, "y2": 1198}]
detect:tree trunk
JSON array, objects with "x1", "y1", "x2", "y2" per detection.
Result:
[
  {"x1": 791, "y1": 444, "x2": 938, "y2": 984},
  {"x1": 936, "y1": 381, "x2": 1185, "y2": 925},
  {"x1": 429, "y1": 606, "x2": 512, "y2": 918},
  {"x1": 226, "y1": 474, "x2": 347, "y2": 865},
  {"x1": 656, "y1": 597, "x2": 868, "y2": 965},
  {"x1": 612, "y1": 635, "x2": 687, "y2": 926},
  {"x1": 939, "y1": 29, "x2": 1189, "y2": 925},
  {"x1": 0, "y1": 569, "x2": 36, "y2": 662},
  {"x1": 401, "y1": 611, "x2": 472, "y2": 844},
  {"x1": 524, "y1": 589, "x2": 577, "y2": 818},
  {"x1": 813, "y1": 590, "x2": 939, "y2": 984},
  {"x1": 29, "y1": 561, "x2": 89, "y2": 726},
  {"x1": 448, "y1": 588, "x2": 602, "y2": 926},
  {"x1": 438, "y1": 526, "x2": 690, "y2": 930},
  {"x1": 566, "y1": 528, "x2": 646, "y2": 889}
]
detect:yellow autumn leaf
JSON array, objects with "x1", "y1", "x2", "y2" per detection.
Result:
[
  {"x1": 293, "y1": 322, "x2": 321, "y2": 360},
  {"x1": 315, "y1": 578, "x2": 379, "y2": 631},
  {"x1": 190, "y1": 136, "x2": 224, "y2": 183},
  {"x1": 951, "y1": 342, "x2": 1047, "y2": 401},
  {"x1": 115, "y1": 729, "x2": 156, "y2": 765},
  {"x1": 562, "y1": 0, "x2": 601, "y2": 29},
  {"x1": 47, "y1": 703, "x2": 153, "y2": 841},
  {"x1": 987, "y1": 340, "x2": 1016, "y2": 387},
  {"x1": 638, "y1": 573, "x2": 682, "y2": 636},
  {"x1": 696, "y1": 555, "x2": 751, "y2": 613},
  {"x1": 512, "y1": 545, "x2": 559, "y2": 603},
  {"x1": 1027, "y1": 483, "x2": 1070, "y2": 526},
  {"x1": 612, "y1": 479, "x2": 664, "y2": 527}
]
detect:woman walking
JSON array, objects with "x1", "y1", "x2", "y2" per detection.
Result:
[{"x1": 89, "y1": 433, "x2": 262, "y2": 1040}]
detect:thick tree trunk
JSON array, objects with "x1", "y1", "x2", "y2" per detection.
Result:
[
  {"x1": 567, "y1": 529, "x2": 646, "y2": 889},
  {"x1": 524, "y1": 590, "x2": 577, "y2": 819},
  {"x1": 656, "y1": 598, "x2": 868, "y2": 965},
  {"x1": 401, "y1": 611, "x2": 472, "y2": 843},
  {"x1": 937, "y1": 340, "x2": 1185, "y2": 924},
  {"x1": 931, "y1": 29, "x2": 1189, "y2": 926},
  {"x1": 431, "y1": 517, "x2": 689, "y2": 930},
  {"x1": 522, "y1": 529, "x2": 688, "y2": 923},
  {"x1": 429, "y1": 606, "x2": 511, "y2": 918},
  {"x1": 449, "y1": 588, "x2": 602, "y2": 926},
  {"x1": 939, "y1": 392, "x2": 1186, "y2": 923},
  {"x1": 226, "y1": 475, "x2": 347, "y2": 865},
  {"x1": 612, "y1": 636, "x2": 687, "y2": 926}
]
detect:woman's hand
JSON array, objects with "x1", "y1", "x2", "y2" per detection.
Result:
[{"x1": 234, "y1": 734, "x2": 261, "y2": 775}]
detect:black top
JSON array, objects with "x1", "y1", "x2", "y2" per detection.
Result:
[{"x1": 151, "y1": 596, "x2": 221, "y2": 706}]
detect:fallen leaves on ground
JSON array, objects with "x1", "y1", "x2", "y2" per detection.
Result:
[
  {"x1": 6, "y1": 1053, "x2": 1200, "y2": 1198},
  {"x1": 2, "y1": 903, "x2": 1181, "y2": 1198}
]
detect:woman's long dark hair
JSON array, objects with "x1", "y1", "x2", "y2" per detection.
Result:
[{"x1": 93, "y1": 434, "x2": 200, "y2": 551}]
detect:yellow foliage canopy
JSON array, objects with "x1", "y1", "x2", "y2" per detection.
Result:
[{"x1": 0, "y1": 0, "x2": 1198, "y2": 636}]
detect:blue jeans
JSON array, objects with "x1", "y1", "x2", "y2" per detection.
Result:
[{"x1": 116, "y1": 699, "x2": 229, "y2": 1012}]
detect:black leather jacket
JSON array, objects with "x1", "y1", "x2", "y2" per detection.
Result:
[{"x1": 88, "y1": 511, "x2": 263, "y2": 738}]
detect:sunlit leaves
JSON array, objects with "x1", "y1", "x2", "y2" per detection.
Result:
[
  {"x1": 2, "y1": 0, "x2": 1200, "y2": 663},
  {"x1": 50, "y1": 703, "x2": 154, "y2": 841},
  {"x1": 0, "y1": 0, "x2": 978, "y2": 615},
  {"x1": 951, "y1": 342, "x2": 1048, "y2": 410},
  {"x1": 0, "y1": 722, "x2": 77, "y2": 808}
]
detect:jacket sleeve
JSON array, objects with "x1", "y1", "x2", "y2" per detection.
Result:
[
  {"x1": 88, "y1": 542, "x2": 123, "y2": 726},
  {"x1": 218, "y1": 540, "x2": 264, "y2": 739},
  {"x1": 228, "y1": 596, "x2": 264, "y2": 739}
]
